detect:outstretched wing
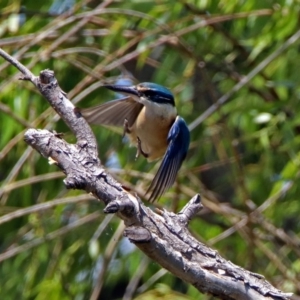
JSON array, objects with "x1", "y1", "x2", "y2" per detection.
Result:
[
  {"x1": 80, "y1": 97, "x2": 143, "y2": 127},
  {"x1": 146, "y1": 116, "x2": 190, "y2": 202}
]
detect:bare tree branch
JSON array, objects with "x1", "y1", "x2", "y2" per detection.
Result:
[{"x1": 0, "y1": 48, "x2": 293, "y2": 300}]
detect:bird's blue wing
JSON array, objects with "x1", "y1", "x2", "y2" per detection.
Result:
[
  {"x1": 80, "y1": 97, "x2": 143, "y2": 127},
  {"x1": 146, "y1": 116, "x2": 190, "y2": 202}
]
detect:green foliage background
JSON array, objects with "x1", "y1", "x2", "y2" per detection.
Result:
[{"x1": 1, "y1": 0, "x2": 300, "y2": 299}]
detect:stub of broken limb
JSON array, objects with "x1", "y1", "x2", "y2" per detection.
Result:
[{"x1": 178, "y1": 194, "x2": 202, "y2": 224}]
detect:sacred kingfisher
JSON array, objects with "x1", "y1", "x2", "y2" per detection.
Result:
[{"x1": 81, "y1": 82, "x2": 190, "y2": 202}]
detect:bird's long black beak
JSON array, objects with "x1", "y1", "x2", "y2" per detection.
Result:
[{"x1": 104, "y1": 84, "x2": 139, "y2": 97}]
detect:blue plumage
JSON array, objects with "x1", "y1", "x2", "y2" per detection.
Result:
[{"x1": 146, "y1": 116, "x2": 190, "y2": 201}]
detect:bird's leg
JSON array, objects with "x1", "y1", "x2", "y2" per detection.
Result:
[
  {"x1": 136, "y1": 137, "x2": 148, "y2": 160},
  {"x1": 123, "y1": 118, "x2": 130, "y2": 137}
]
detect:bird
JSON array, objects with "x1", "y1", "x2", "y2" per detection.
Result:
[{"x1": 80, "y1": 82, "x2": 190, "y2": 202}]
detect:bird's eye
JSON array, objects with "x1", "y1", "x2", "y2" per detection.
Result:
[{"x1": 143, "y1": 90, "x2": 174, "y2": 105}]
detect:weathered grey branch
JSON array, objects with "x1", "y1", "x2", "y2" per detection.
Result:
[{"x1": 0, "y1": 48, "x2": 292, "y2": 300}]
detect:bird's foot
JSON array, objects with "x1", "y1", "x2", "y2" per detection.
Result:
[
  {"x1": 136, "y1": 137, "x2": 148, "y2": 160},
  {"x1": 123, "y1": 118, "x2": 130, "y2": 138}
]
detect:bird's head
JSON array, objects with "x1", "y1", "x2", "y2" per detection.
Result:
[{"x1": 104, "y1": 82, "x2": 175, "y2": 106}]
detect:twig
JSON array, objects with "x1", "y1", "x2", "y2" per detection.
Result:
[
  {"x1": 0, "y1": 194, "x2": 92, "y2": 225},
  {"x1": 0, "y1": 212, "x2": 101, "y2": 263},
  {"x1": 0, "y1": 48, "x2": 35, "y2": 82}
]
